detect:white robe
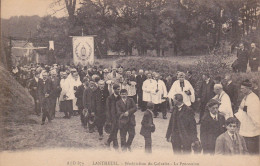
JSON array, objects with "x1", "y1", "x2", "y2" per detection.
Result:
[
  {"x1": 60, "y1": 78, "x2": 74, "y2": 100},
  {"x1": 235, "y1": 92, "x2": 260, "y2": 137},
  {"x1": 151, "y1": 80, "x2": 168, "y2": 104},
  {"x1": 142, "y1": 79, "x2": 157, "y2": 102},
  {"x1": 128, "y1": 81, "x2": 137, "y2": 97},
  {"x1": 168, "y1": 80, "x2": 195, "y2": 106},
  {"x1": 213, "y1": 91, "x2": 233, "y2": 120},
  {"x1": 61, "y1": 76, "x2": 81, "y2": 101}
]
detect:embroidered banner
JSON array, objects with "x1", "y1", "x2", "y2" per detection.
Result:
[{"x1": 72, "y1": 36, "x2": 94, "y2": 66}]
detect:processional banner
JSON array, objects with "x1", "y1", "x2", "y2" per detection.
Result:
[{"x1": 72, "y1": 36, "x2": 94, "y2": 66}]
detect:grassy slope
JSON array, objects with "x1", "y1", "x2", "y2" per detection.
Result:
[{"x1": 0, "y1": 64, "x2": 35, "y2": 150}]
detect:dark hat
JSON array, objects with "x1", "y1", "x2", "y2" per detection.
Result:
[
  {"x1": 146, "y1": 102, "x2": 154, "y2": 109},
  {"x1": 119, "y1": 114, "x2": 129, "y2": 129},
  {"x1": 206, "y1": 99, "x2": 221, "y2": 108},
  {"x1": 104, "y1": 123, "x2": 112, "y2": 134},
  {"x1": 113, "y1": 84, "x2": 120, "y2": 90},
  {"x1": 241, "y1": 79, "x2": 252, "y2": 87}
]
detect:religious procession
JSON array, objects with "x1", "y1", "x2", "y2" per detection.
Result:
[
  {"x1": 2, "y1": 0, "x2": 260, "y2": 161},
  {"x1": 10, "y1": 58, "x2": 260, "y2": 155}
]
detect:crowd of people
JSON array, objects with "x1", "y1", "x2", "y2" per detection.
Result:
[{"x1": 11, "y1": 61, "x2": 260, "y2": 155}]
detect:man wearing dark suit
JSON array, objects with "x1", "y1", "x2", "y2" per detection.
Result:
[
  {"x1": 200, "y1": 99, "x2": 226, "y2": 154},
  {"x1": 198, "y1": 73, "x2": 215, "y2": 123},
  {"x1": 223, "y1": 74, "x2": 238, "y2": 113},
  {"x1": 248, "y1": 43, "x2": 259, "y2": 72},
  {"x1": 116, "y1": 89, "x2": 137, "y2": 151},
  {"x1": 28, "y1": 71, "x2": 41, "y2": 116},
  {"x1": 166, "y1": 94, "x2": 199, "y2": 154},
  {"x1": 105, "y1": 84, "x2": 121, "y2": 149},
  {"x1": 83, "y1": 80, "x2": 97, "y2": 133},
  {"x1": 93, "y1": 80, "x2": 109, "y2": 140},
  {"x1": 50, "y1": 70, "x2": 61, "y2": 119},
  {"x1": 215, "y1": 117, "x2": 248, "y2": 155},
  {"x1": 38, "y1": 71, "x2": 53, "y2": 125},
  {"x1": 236, "y1": 43, "x2": 248, "y2": 72},
  {"x1": 75, "y1": 77, "x2": 88, "y2": 124},
  {"x1": 140, "y1": 102, "x2": 155, "y2": 153},
  {"x1": 136, "y1": 69, "x2": 147, "y2": 111}
]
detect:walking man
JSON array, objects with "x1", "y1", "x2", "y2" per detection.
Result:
[
  {"x1": 116, "y1": 89, "x2": 137, "y2": 151},
  {"x1": 166, "y1": 94, "x2": 199, "y2": 154},
  {"x1": 93, "y1": 80, "x2": 109, "y2": 140},
  {"x1": 105, "y1": 84, "x2": 121, "y2": 149},
  {"x1": 38, "y1": 71, "x2": 53, "y2": 125}
]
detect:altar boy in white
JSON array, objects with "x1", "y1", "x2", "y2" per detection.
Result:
[{"x1": 142, "y1": 73, "x2": 156, "y2": 109}]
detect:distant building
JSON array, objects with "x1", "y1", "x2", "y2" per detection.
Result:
[{"x1": 11, "y1": 40, "x2": 41, "y2": 66}]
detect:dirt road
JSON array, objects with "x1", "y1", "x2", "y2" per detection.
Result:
[{"x1": 1, "y1": 108, "x2": 200, "y2": 152}]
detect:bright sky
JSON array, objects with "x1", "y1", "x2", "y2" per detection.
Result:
[{"x1": 1, "y1": 0, "x2": 82, "y2": 19}]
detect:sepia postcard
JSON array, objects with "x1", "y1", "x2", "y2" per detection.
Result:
[{"x1": 1, "y1": 0, "x2": 260, "y2": 166}]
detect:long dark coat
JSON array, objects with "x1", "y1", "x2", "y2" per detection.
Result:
[
  {"x1": 249, "y1": 48, "x2": 260, "y2": 68},
  {"x1": 200, "y1": 112, "x2": 226, "y2": 154},
  {"x1": 38, "y1": 78, "x2": 53, "y2": 111},
  {"x1": 199, "y1": 79, "x2": 215, "y2": 105},
  {"x1": 75, "y1": 85, "x2": 85, "y2": 110},
  {"x1": 93, "y1": 87, "x2": 109, "y2": 117},
  {"x1": 166, "y1": 105, "x2": 198, "y2": 147},
  {"x1": 106, "y1": 94, "x2": 121, "y2": 129}
]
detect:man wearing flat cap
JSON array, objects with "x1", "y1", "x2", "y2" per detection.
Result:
[
  {"x1": 200, "y1": 99, "x2": 226, "y2": 154},
  {"x1": 235, "y1": 79, "x2": 260, "y2": 154},
  {"x1": 116, "y1": 89, "x2": 137, "y2": 151}
]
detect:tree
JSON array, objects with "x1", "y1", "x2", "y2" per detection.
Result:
[{"x1": 33, "y1": 16, "x2": 72, "y2": 61}]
